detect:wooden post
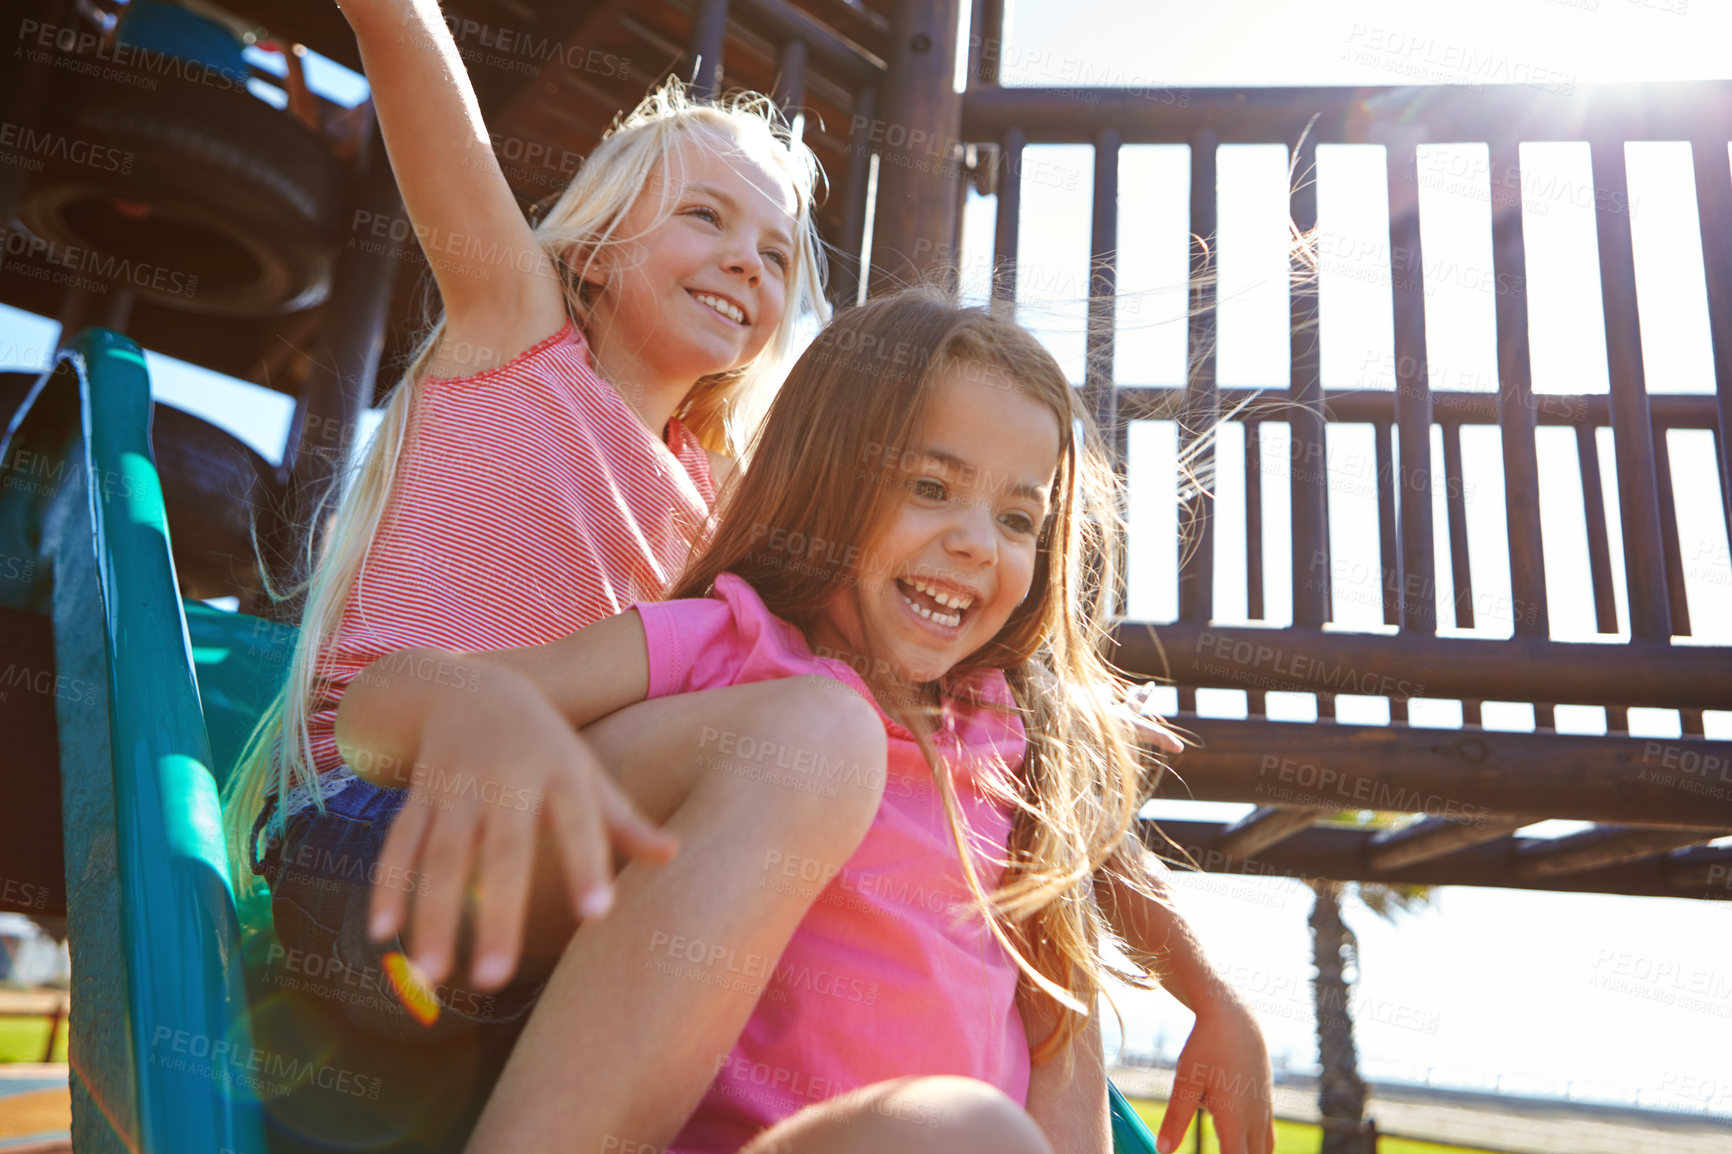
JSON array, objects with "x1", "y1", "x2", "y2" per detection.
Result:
[
  {"x1": 1181, "y1": 129, "x2": 1219, "y2": 626},
  {"x1": 42, "y1": 996, "x2": 66, "y2": 1063},
  {"x1": 1489, "y1": 144, "x2": 1549, "y2": 639},
  {"x1": 991, "y1": 128, "x2": 1025, "y2": 309},
  {"x1": 688, "y1": 0, "x2": 729, "y2": 98},
  {"x1": 1592, "y1": 140, "x2": 1671, "y2": 642},
  {"x1": 773, "y1": 37, "x2": 808, "y2": 120},
  {"x1": 252, "y1": 121, "x2": 400, "y2": 621},
  {"x1": 867, "y1": 0, "x2": 964, "y2": 295},
  {"x1": 1292, "y1": 135, "x2": 1329, "y2": 629},
  {"x1": 1388, "y1": 148, "x2": 1436, "y2": 636}
]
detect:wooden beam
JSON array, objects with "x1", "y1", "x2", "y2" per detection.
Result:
[
  {"x1": 495, "y1": 0, "x2": 637, "y2": 124},
  {"x1": 1149, "y1": 717, "x2": 1732, "y2": 829},
  {"x1": 1111, "y1": 387, "x2": 1724, "y2": 431},
  {"x1": 733, "y1": 0, "x2": 885, "y2": 83},
  {"x1": 1513, "y1": 826, "x2": 1723, "y2": 880},
  {"x1": 1115, "y1": 623, "x2": 1732, "y2": 711},
  {"x1": 961, "y1": 81, "x2": 1732, "y2": 146},
  {"x1": 1366, "y1": 816, "x2": 1527, "y2": 872},
  {"x1": 1217, "y1": 806, "x2": 1322, "y2": 860},
  {"x1": 1146, "y1": 819, "x2": 1732, "y2": 900}
]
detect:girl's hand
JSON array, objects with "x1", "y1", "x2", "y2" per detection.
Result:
[
  {"x1": 1156, "y1": 995, "x2": 1276, "y2": 1154},
  {"x1": 367, "y1": 669, "x2": 679, "y2": 992},
  {"x1": 1117, "y1": 681, "x2": 1184, "y2": 754}
]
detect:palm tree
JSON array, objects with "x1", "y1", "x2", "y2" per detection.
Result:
[{"x1": 1308, "y1": 822, "x2": 1433, "y2": 1154}]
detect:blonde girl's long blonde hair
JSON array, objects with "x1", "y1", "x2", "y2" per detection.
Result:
[
  {"x1": 221, "y1": 78, "x2": 829, "y2": 896},
  {"x1": 666, "y1": 287, "x2": 1174, "y2": 1069}
]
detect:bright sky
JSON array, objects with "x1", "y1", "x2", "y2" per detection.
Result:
[{"x1": 2, "y1": 0, "x2": 1730, "y2": 1120}]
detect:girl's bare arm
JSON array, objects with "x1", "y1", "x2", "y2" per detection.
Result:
[
  {"x1": 1024, "y1": 997, "x2": 1112, "y2": 1153},
  {"x1": 336, "y1": 0, "x2": 566, "y2": 373},
  {"x1": 334, "y1": 610, "x2": 652, "y2": 781},
  {"x1": 1097, "y1": 843, "x2": 1276, "y2": 1154},
  {"x1": 335, "y1": 610, "x2": 675, "y2": 988}
]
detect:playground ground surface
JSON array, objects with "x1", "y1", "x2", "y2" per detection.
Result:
[{"x1": 3, "y1": 1021, "x2": 1729, "y2": 1154}]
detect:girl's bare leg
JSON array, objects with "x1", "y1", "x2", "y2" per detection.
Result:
[
  {"x1": 464, "y1": 676, "x2": 888, "y2": 1154},
  {"x1": 739, "y1": 1076, "x2": 1055, "y2": 1154},
  {"x1": 506, "y1": 675, "x2": 881, "y2": 969}
]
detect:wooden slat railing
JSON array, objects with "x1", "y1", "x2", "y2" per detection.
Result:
[{"x1": 957, "y1": 78, "x2": 1732, "y2": 896}]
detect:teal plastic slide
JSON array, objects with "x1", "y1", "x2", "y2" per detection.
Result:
[{"x1": 0, "y1": 330, "x2": 1161, "y2": 1152}]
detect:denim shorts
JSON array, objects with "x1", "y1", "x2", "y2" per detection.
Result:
[{"x1": 251, "y1": 773, "x2": 545, "y2": 1046}]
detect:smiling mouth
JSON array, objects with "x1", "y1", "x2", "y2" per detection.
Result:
[
  {"x1": 690, "y1": 290, "x2": 747, "y2": 325},
  {"x1": 895, "y1": 577, "x2": 976, "y2": 629}
]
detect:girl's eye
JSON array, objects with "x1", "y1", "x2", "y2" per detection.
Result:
[
  {"x1": 763, "y1": 249, "x2": 789, "y2": 271},
  {"x1": 911, "y1": 478, "x2": 946, "y2": 501},
  {"x1": 1000, "y1": 511, "x2": 1038, "y2": 535},
  {"x1": 688, "y1": 205, "x2": 721, "y2": 226}
]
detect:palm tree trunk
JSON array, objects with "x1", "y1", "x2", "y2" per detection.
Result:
[{"x1": 1310, "y1": 880, "x2": 1372, "y2": 1154}]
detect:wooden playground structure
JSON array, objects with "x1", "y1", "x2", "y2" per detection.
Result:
[{"x1": 1, "y1": 0, "x2": 1729, "y2": 1151}]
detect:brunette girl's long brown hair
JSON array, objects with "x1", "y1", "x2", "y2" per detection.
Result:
[{"x1": 668, "y1": 287, "x2": 1173, "y2": 1065}]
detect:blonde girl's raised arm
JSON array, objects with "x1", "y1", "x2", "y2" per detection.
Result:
[{"x1": 337, "y1": 0, "x2": 567, "y2": 371}]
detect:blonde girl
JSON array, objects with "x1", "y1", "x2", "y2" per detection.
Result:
[
  {"x1": 221, "y1": 0, "x2": 881, "y2": 1090},
  {"x1": 337, "y1": 290, "x2": 1277, "y2": 1154}
]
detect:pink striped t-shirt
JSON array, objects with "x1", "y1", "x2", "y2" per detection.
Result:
[
  {"x1": 635, "y1": 574, "x2": 1032, "y2": 1153},
  {"x1": 301, "y1": 320, "x2": 715, "y2": 781}
]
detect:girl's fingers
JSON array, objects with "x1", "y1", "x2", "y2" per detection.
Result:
[
  {"x1": 1210, "y1": 1109, "x2": 1248, "y2": 1154},
  {"x1": 1155, "y1": 1079, "x2": 1202, "y2": 1154},
  {"x1": 370, "y1": 790, "x2": 432, "y2": 942},
  {"x1": 471, "y1": 804, "x2": 536, "y2": 991},
  {"x1": 546, "y1": 779, "x2": 612, "y2": 921},
  {"x1": 407, "y1": 804, "x2": 479, "y2": 986},
  {"x1": 1127, "y1": 712, "x2": 1184, "y2": 754},
  {"x1": 595, "y1": 774, "x2": 680, "y2": 863},
  {"x1": 1218, "y1": 1121, "x2": 1250, "y2": 1154}
]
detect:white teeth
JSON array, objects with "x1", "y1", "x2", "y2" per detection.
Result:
[
  {"x1": 693, "y1": 292, "x2": 744, "y2": 324},
  {"x1": 900, "y1": 588, "x2": 962, "y2": 627},
  {"x1": 910, "y1": 578, "x2": 974, "y2": 610}
]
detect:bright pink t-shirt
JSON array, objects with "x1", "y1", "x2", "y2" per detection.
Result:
[{"x1": 635, "y1": 573, "x2": 1032, "y2": 1153}]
